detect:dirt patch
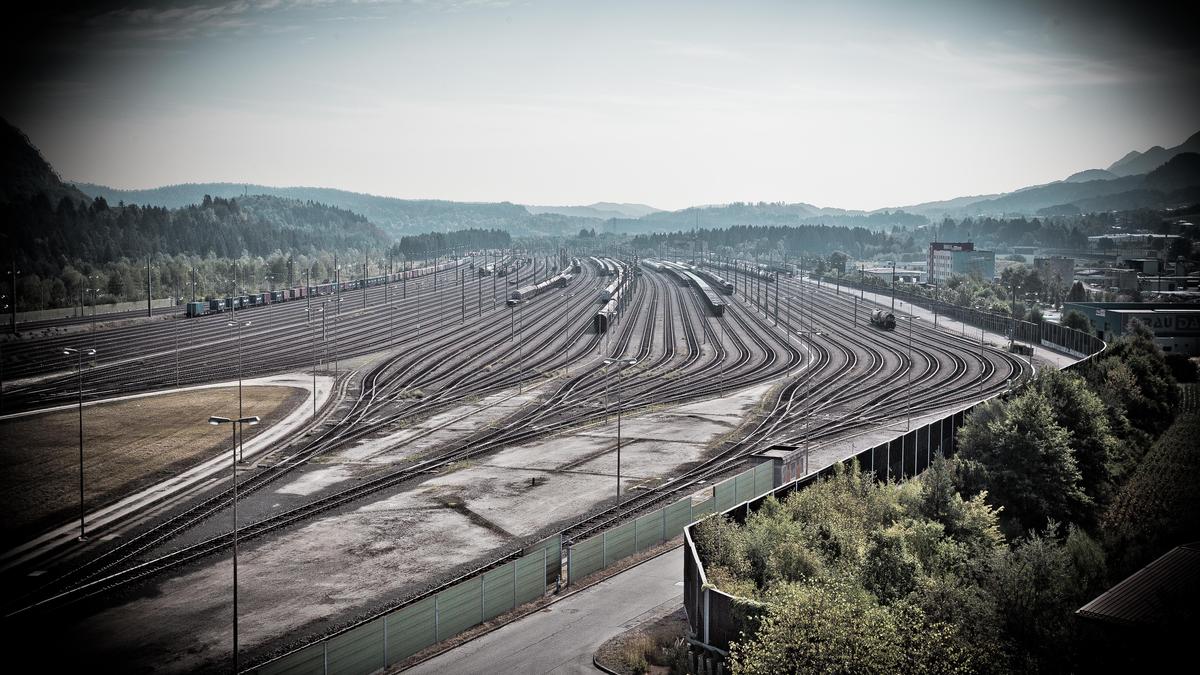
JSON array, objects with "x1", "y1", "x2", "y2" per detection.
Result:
[
  {"x1": 0, "y1": 385, "x2": 306, "y2": 545},
  {"x1": 594, "y1": 605, "x2": 690, "y2": 675}
]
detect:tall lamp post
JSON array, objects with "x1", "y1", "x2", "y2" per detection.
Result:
[
  {"x1": 603, "y1": 357, "x2": 637, "y2": 504},
  {"x1": 305, "y1": 305, "x2": 325, "y2": 418},
  {"x1": 207, "y1": 414, "x2": 260, "y2": 675},
  {"x1": 63, "y1": 346, "x2": 97, "y2": 541},
  {"x1": 227, "y1": 319, "x2": 251, "y2": 461}
]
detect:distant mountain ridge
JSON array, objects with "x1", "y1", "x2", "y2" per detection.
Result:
[
  {"x1": 71, "y1": 181, "x2": 604, "y2": 238},
  {"x1": 526, "y1": 202, "x2": 661, "y2": 219},
  {"x1": 1064, "y1": 169, "x2": 1117, "y2": 183},
  {"x1": 889, "y1": 130, "x2": 1200, "y2": 217},
  {"x1": 64, "y1": 126, "x2": 1200, "y2": 227},
  {"x1": 1106, "y1": 131, "x2": 1200, "y2": 177}
]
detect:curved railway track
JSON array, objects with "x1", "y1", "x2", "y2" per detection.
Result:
[{"x1": 2, "y1": 257, "x2": 1036, "y2": 669}]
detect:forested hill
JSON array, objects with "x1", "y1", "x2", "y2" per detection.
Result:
[
  {"x1": 1, "y1": 118, "x2": 91, "y2": 206},
  {"x1": 1, "y1": 119, "x2": 390, "y2": 277},
  {"x1": 72, "y1": 181, "x2": 590, "y2": 237},
  {"x1": 609, "y1": 202, "x2": 928, "y2": 233},
  {"x1": 2, "y1": 192, "x2": 390, "y2": 278}
]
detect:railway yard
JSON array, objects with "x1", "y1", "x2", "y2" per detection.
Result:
[{"x1": 0, "y1": 252, "x2": 1053, "y2": 672}]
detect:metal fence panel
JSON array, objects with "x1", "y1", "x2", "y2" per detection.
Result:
[
  {"x1": 664, "y1": 497, "x2": 693, "y2": 538},
  {"x1": 437, "y1": 576, "x2": 483, "y2": 640},
  {"x1": 514, "y1": 552, "x2": 547, "y2": 605},
  {"x1": 604, "y1": 520, "x2": 636, "y2": 566},
  {"x1": 256, "y1": 643, "x2": 325, "y2": 675},
  {"x1": 635, "y1": 510, "x2": 664, "y2": 552},
  {"x1": 753, "y1": 460, "x2": 774, "y2": 497},
  {"x1": 734, "y1": 469, "x2": 755, "y2": 504},
  {"x1": 528, "y1": 534, "x2": 561, "y2": 586},
  {"x1": 568, "y1": 535, "x2": 604, "y2": 582},
  {"x1": 713, "y1": 478, "x2": 736, "y2": 512},
  {"x1": 482, "y1": 561, "x2": 516, "y2": 621},
  {"x1": 326, "y1": 618, "x2": 383, "y2": 675},
  {"x1": 384, "y1": 595, "x2": 436, "y2": 665},
  {"x1": 691, "y1": 495, "x2": 715, "y2": 520}
]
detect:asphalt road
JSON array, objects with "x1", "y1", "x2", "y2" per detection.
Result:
[{"x1": 405, "y1": 547, "x2": 684, "y2": 675}]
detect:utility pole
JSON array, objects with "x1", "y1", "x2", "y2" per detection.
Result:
[
  {"x1": 891, "y1": 260, "x2": 897, "y2": 314},
  {"x1": 9, "y1": 253, "x2": 18, "y2": 333},
  {"x1": 146, "y1": 255, "x2": 152, "y2": 317},
  {"x1": 1011, "y1": 275, "x2": 1020, "y2": 352},
  {"x1": 772, "y1": 272, "x2": 779, "y2": 325}
]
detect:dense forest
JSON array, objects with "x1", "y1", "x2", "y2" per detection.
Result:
[
  {"x1": 392, "y1": 228, "x2": 512, "y2": 258},
  {"x1": 630, "y1": 224, "x2": 900, "y2": 258},
  {"x1": 0, "y1": 192, "x2": 392, "y2": 311}
]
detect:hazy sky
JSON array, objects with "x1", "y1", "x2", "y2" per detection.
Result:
[{"x1": 5, "y1": 0, "x2": 1198, "y2": 211}]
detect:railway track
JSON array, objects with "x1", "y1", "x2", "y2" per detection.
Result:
[{"x1": 2, "y1": 258, "x2": 1035, "y2": 671}]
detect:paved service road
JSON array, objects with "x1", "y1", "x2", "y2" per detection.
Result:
[{"x1": 405, "y1": 547, "x2": 684, "y2": 675}]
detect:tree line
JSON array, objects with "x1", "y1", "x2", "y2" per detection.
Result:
[
  {"x1": 390, "y1": 228, "x2": 512, "y2": 259},
  {"x1": 629, "y1": 224, "x2": 899, "y2": 258}
]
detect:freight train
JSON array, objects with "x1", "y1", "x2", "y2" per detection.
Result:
[
  {"x1": 594, "y1": 260, "x2": 631, "y2": 333},
  {"x1": 652, "y1": 261, "x2": 726, "y2": 316},
  {"x1": 184, "y1": 258, "x2": 468, "y2": 318},
  {"x1": 509, "y1": 259, "x2": 580, "y2": 303}
]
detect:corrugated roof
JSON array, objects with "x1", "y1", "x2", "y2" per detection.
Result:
[{"x1": 1076, "y1": 543, "x2": 1200, "y2": 626}]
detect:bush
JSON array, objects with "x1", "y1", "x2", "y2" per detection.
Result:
[{"x1": 1164, "y1": 353, "x2": 1198, "y2": 383}]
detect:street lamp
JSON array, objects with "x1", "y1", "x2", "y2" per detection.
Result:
[
  {"x1": 207, "y1": 414, "x2": 260, "y2": 675},
  {"x1": 561, "y1": 291, "x2": 576, "y2": 375},
  {"x1": 603, "y1": 358, "x2": 637, "y2": 504},
  {"x1": 226, "y1": 319, "x2": 252, "y2": 461},
  {"x1": 63, "y1": 346, "x2": 96, "y2": 541},
  {"x1": 305, "y1": 305, "x2": 326, "y2": 418}
]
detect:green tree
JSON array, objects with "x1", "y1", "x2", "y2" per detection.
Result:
[
  {"x1": 1061, "y1": 309, "x2": 1092, "y2": 333},
  {"x1": 957, "y1": 391, "x2": 1091, "y2": 533},
  {"x1": 1090, "y1": 319, "x2": 1179, "y2": 437},
  {"x1": 1029, "y1": 369, "x2": 1119, "y2": 524},
  {"x1": 1066, "y1": 280, "x2": 1087, "y2": 302}
]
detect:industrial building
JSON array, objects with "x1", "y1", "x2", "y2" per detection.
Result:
[
  {"x1": 862, "y1": 267, "x2": 926, "y2": 285},
  {"x1": 1063, "y1": 302, "x2": 1200, "y2": 355},
  {"x1": 1034, "y1": 256, "x2": 1075, "y2": 288},
  {"x1": 928, "y1": 242, "x2": 996, "y2": 284}
]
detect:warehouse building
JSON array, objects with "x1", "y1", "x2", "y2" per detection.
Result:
[{"x1": 1063, "y1": 302, "x2": 1200, "y2": 355}]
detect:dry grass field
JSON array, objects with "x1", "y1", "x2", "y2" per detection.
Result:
[{"x1": 0, "y1": 385, "x2": 306, "y2": 545}]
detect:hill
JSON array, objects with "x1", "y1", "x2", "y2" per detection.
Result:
[
  {"x1": 526, "y1": 202, "x2": 661, "y2": 219},
  {"x1": 1065, "y1": 168, "x2": 1118, "y2": 183},
  {"x1": 0, "y1": 118, "x2": 91, "y2": 206},
  {"x1": 1, "y1": 121, "x2": 391, "y2": 287},
  {"x1": 72, "y1": 182, "x2": 599, "y2": 238},
  {"x1": 604, "y1": 202, "x2": 925, "y2": 233},
  {"x1": 1107, "y1": 131, "x2": 1200, "y2": 177}
]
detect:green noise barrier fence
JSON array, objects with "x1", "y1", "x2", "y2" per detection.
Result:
[
  {"x1": 253, "y1": 535, "x2": 561, "y2": 675},
  {"x1": 252, "y1": 458, "x2": 778, "y2": 674},
  {"x1": 566, "y1": 459, "x2": 776, "y2": 584}
]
